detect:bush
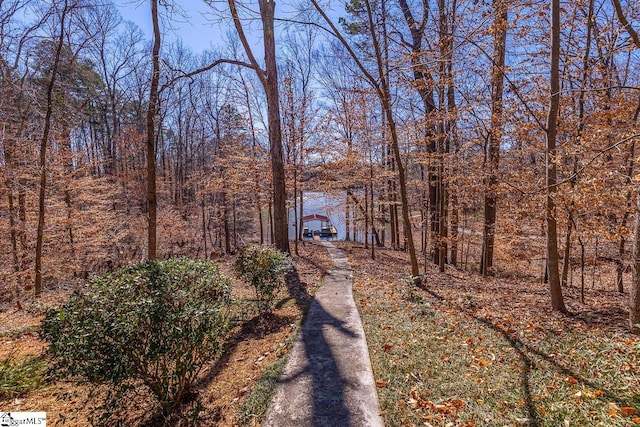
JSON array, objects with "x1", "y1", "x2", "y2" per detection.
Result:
[
  {"x1": 40, "y1": 258, "x2": 232, "y2": 413},
  {"x1": 234, "y1": 245, "x2": 293, "y2": 313}
]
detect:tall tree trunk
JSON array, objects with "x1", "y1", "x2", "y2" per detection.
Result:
[
  {"x1": 446, "y1": 2, "x2": 459, "y2": 268},
  {"x1": 561, "y1": 213, "x2": 573, "y2": 287},
  {"x1": 395, "y1": 0, "x2": 436, "y2": 262},
  {"x1": 18, "y1": 189, "x2": 28, "y2": 284},
  {"x1": 35, "y1": 0, "x2": 69, "y2": 296},
  {"x1": 611, "y1": 0, "x2": 640, "y2": 331},
  {"x1": 385, "y1": 107, "x2": 419, "y2": 277},
  {"x1": 370, "y1": 153, "x2": 376, "y2": 259},
  {"x1": 364, "y1": 185, "x2": 369, "y2": 250},
  {"x1": 146, "y1": 0, "x2": 161, "y2": 260},
  {"x1": 299, "y1": 186, "x2": 304, "y2": 242},
  {"x1": 632, "y1": 194, "x2": 640, "y2": 333},
  {"x1": 60, "y1": 119, "x2": 76, "y2": 264},
  {"x1": 438, "y1": 161, "x2": 447, "y2": 272},
  {"x1": 311, "y1": 0, "x2": 418, "y2": 275},
  {"x1": 480, "y1": 0, "x2": 508, "y2": 276},
  {"x1": 260, "y1": 0, "x2": 288, "y2": 253},
  {"x1": 258, "y1": 195, "x2": 265, "y2": 245},
  {"x1": 293, "y1": 164, "x2": 299, "y2": 256},
  {"x1": 229, "y1": 0, "x2": 288, "y2": 253},
  {"x1": 223, "y1": 197, "x2": 231, "y2": 254},
  {"x1": 364, "y1": 0, "x2": 419, "y2": 276},
  {"x1": 3, "y1": 119, "x2": 22, "y2": 291},
  {"x1": 545, "y1": 0, "x2": 567, "y2": 313},
  {"x1": 202, "y1": 197, "x2": 208, "y2": 257},
  {"x1": 619, "y1": 107, "x2": 639, "y2": 292},
  {"x1": 269, "y1": 199, "x2": 274, "y2": 245}
]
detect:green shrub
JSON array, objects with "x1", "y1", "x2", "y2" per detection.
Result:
[
  {"x1": 234, "y1": 245, "x2": 293, "y2": 313},
  {"x1": 0, "y1": 353, "x2": 45, "y2": 401},
  {"x1": 40, "y1": 258, "x2": 232, "y2": 413}
]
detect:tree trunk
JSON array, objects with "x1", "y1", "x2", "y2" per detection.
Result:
[
  {"x1": 3, "y1": 122, "x2": 22, "y2": 291},
  {"x1": 202, "y1": 197, "x2": 208, "y2": 257},
  {"x1": 611, "y1": 0, "x2": 640, "y2": 331},
  {"x1": 299, "y1": 187, "x2": 304, "y2": 241},
  {"x1": 258, "y1": 196, "x2": 265, "y2": 245},
  {"x1": 220, "y1": 194, "x2": 228, "y2": 254},
  {"x1": 385, "y1": 107, "x2": 419, "y2": 277},
  {"x1": 259, "y1": 0, "x2": 289, "y2": 253},
  {"x1": 561, "y1": 212, "x2": 573, "y2": 287},
  {"x1": 631, "y1": 189, "x2": 640, "y2": 333},
  {"x1": 480, "y1": 0, "x2": 508, "y2": 276},
  {"x1": 545, "y1": 0, "x2": 567, "y2": 313},
  {"x1": 364, "y1": 185, "x2": 369, "y2": 250},
  {"x1": 450, "y1": 193, "x2": 459, "y2": 267},
  {"x1": 293, "y1": 165, "x2": 299, "y2": 256},
  {"x1": 146, "y1": 0, "x2": 161, "y2": 260},
  {"x1": 345, "y1": 194, "x2": 351, "y2": 241},
  {"x1": 269, "y1": 199, "x2": 274, "y2": 245},
  {"x1": 35, "y1": 0, "x2": 69, "y2": 296},
  {"x1": 438, "y1": 159, "x2": 447, "y2": 272}
]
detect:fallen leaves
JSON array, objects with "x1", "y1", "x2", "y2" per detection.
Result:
[
  {"x1": 607, "y1": 403, "x2": 639, "y2": 418},
  {"x1": 345, "y1": 242, "x2": 640, "y2": 427}
]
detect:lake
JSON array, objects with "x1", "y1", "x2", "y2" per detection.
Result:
[{"x1": 288, "y1": 192, "x2": 347, "y2": 240}]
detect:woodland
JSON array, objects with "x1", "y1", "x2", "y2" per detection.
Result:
[
  {"x1": 2, "y1": 0, "x2": 639, "y2": 322},
  {"x1": 1, "y1": 0, "x2": 640, "y2": 424}
]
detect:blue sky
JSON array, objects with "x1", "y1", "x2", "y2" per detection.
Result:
[{"x1": 115, "y1": 0, "x2": 226, "y2": 53}]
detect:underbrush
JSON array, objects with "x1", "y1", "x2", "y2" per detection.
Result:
[
  {"x1": 0, "y1": 243, "x2": 329, "y2": 425},
  {"x1": 0, "y1": 353, "x2": 46, "y2": 400},
  {"x1": 347, "y1": 244, "x2": 640, "y2": 427}
]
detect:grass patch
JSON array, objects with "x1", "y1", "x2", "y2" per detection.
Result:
[
  {"x1": 0, "y1": 354, "x2": 46, "y2": 401},
  {"x1": 348, "y1": 248, "x2": 640, "y2": 426},
  {"x1": 0, "y1": 325, "x2": 40, "y2": 339},
  {"x1": 236, "y1": 327, "x2": 298, "y2": 426}
]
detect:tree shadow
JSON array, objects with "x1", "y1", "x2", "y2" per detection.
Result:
[
  {"x1": 138, "y1": 310, "x2": 298, "y2": 427},
  {"x1": 423, "y1": 287, "x2": 638, "y2": 426},
  {"x1": 271, "y1": 251, "x2": 358, "y2": 425}
]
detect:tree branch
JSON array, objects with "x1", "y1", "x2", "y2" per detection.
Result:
[
  {"x1": 611, "y1": 0, "x2": 640, "y2": 49},
  {"x1": 227, "y1": 0, "x2": 265, "y2": 85},
  {"x1": 308, "y1": 0, "x2": 383, "y2": 99},
  {"x1": 160, "y1": 58, "x2": 256, "y2": 92}
]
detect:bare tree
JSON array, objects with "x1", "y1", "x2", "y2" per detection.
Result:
[
  {"x1": 480, "y1": 0, "x2": 508, "y2": 276},
  {"x1": 226, "y1": 0, "x2": 289, "y2": 253},
  {"x1": 144, "y1": 0, "x2": 161, "y2": 260},
  {"x1": 611, "y1": 0, "x2": 640, "y2": 332},
  {"x1": 545, "y1": 0, "x2": 567, "y2": 313},
  {"x1": 310, "y1": 0, "x2": 420, "y2": 278},
  {"x1": 35, "y1": 0, "x2": 73, "y2": 296}
]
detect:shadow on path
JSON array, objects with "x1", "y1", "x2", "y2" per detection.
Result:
[
  {"x1": 264, "y1": 243, "x2": 383, "y2": 426},
  {"x1": 277, "y1": 297, "x2": 357, "y2": 426}
]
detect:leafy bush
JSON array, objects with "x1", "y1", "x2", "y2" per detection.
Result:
[
  {"x1": 234, "y1": 245, "x2": 293, "y2": 313},
  {"x1": 40, "y1": 258, "x2": 232, "y2": 412},
  {"x1": 0, "y1": 353, "x2": 45, "y2": 401}
]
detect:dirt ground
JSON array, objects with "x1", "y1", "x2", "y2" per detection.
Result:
[{"x1": 0, "y1": 241, "x2": 333, "y2": 426}]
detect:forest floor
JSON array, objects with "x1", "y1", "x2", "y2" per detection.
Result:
[
  {"x1": 2, "y1": 240, "x2": 640, "y2": 426},
  {"x1": 0, "y1": 241, "x2": 332, "y2": 426},
  {"x1": 337, "y1": 242, "x2": 640, "y2": 426}
]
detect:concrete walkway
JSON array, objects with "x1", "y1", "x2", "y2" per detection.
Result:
[{"x1": 263, "y1": 241, "x2": 384, "y2": 427}]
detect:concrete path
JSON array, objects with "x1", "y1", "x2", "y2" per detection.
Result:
[{"x1": 263, "y1": 241, "x2": 384, "y2": 427}]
